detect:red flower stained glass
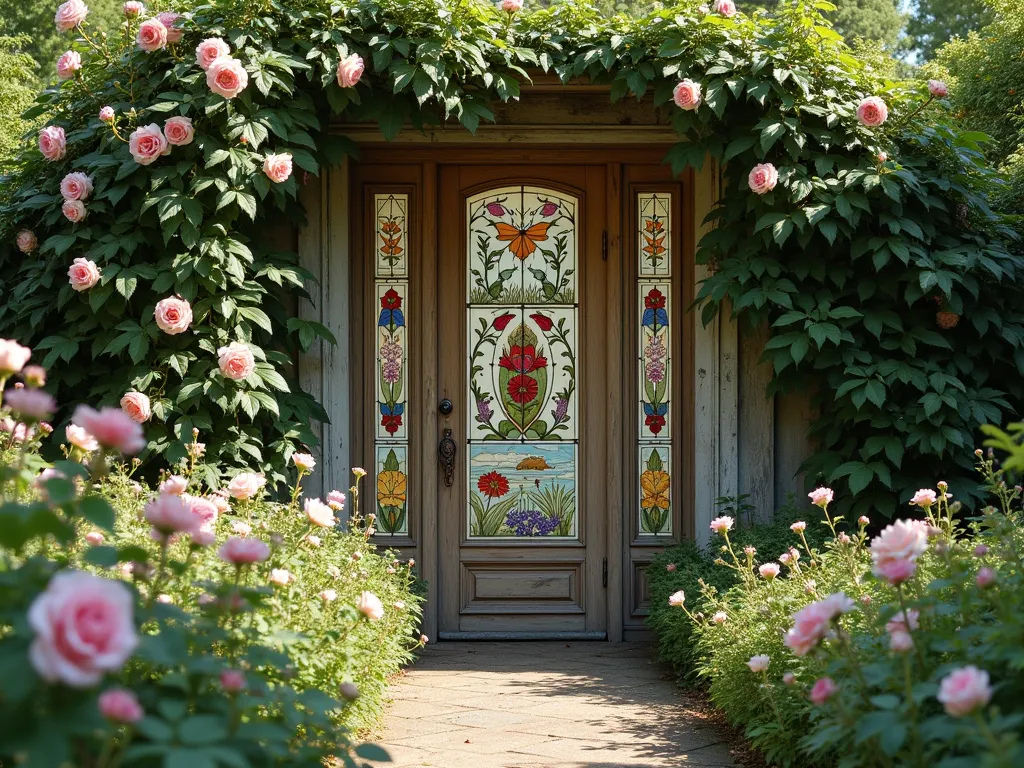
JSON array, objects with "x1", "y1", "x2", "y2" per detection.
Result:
[
  {"x1": 498, "y1": 344, "x2": 547, "y2": 373},
  {"x1": 529, "y1": 313, "x2": 553, "y2": 332},
  {"x1": 645, "y1": 289, "x2": 666, "y2": 310},
  {"x1": 507, "y1": 374, "x2": 539, "y2": 404},
  {"x1": 493, "y1": 313, "x2": 516, "y2": 331},
  {"x1": 477, "y1": 471, "x2": 510, "y2": 498},
  {"x1": 645, "y1": 413, "x2": 666, "y2": 434},
  {"x1": 380, "y1": 288, "x2": 402, "y2": 310},
  {"x1": 381, "y1": 413, "x2": 403, "y2": 434}
]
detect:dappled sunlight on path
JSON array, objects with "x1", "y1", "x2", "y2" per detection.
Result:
[{"x1": 372, "y1": 642, "x2": 737, "y2": 768}]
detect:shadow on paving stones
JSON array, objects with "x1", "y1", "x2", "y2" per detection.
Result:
[{"x1": 370, "y1": 641, "x2": 740, "y2": 768}]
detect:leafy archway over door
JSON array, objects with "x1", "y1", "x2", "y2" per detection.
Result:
[{"x1": 0, "y1": 0, "x2": 1019, "y2": 515}]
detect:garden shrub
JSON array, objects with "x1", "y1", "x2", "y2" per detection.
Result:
[
  {"x1": 647, "y1": 496, "x2": 830, "y2": 681},
  {"x1": 0, "y1": 336, "x2": 422, "y2": 766},
  {"x1": 651, "y1": 449, "x2": 1024, "y2": 767},
  {"x1": 0, "y1": 0, "x2": 1020, "y2": 516}
]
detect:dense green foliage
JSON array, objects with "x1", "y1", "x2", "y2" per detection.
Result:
[
  {"x1": 752, "y1": 0, "x2": 905, "y2": 48},
  {"x1": 647, "y1": 498, "x2": 829, "y2": 681},
  {"x1": 0, "y1": 0, "x2": 1020, "y2": 511},
  {"x1": 0, "y1": 35, "x2": 36, "y2": 170},
  {"x1": 648, "y1": 456, "x2": 1024, "y2": 766},
  {"x1": 0, "y1": 0, "x2": 121, "y2": 77},
  {"x1": 906, "y1": 0, "x2": 992, "y2": 60}
]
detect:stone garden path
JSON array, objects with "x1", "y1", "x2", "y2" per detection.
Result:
[{"x1": 370, "y1": 642, "x2": 738, "y2": 768}]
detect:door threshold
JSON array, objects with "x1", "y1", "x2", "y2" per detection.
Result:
[{"x1": 437, "y1": 631, "x2": 608, "y2": 641}]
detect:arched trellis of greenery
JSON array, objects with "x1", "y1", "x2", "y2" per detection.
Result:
[{"x1": 0, "y1": 0, "x2": 1020, "y2": 514}]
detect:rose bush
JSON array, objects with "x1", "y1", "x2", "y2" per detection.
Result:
[
  {"x1": 0, "y1": 337, "x2": 424, "y2": 765},
  {"x1": 649, "y1": 449, "x2": 1024, "y2": 766},
  {"x1": 0, "y1": 0, "x2": 1020, "y2": 508}
]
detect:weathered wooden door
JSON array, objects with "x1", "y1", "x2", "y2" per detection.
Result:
[{"x1": 436, "y1": 165, "x2": 609, "y2": 637}]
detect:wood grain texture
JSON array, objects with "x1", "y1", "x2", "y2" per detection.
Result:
[
  {"x1": 775, "y1": 389, "x2": 816, "y2": 509},
  {"x1": 738, "y1": 322, "x2": 775, "y2": 523}
]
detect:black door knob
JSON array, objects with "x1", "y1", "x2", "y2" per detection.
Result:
[{"x1": 439, "y1": 398, "x2": 454, "y2": 416}]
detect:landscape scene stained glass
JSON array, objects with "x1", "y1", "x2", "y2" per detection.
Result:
[{"x1": 465, "y1": 186, "x2": 580, "y2": 539}]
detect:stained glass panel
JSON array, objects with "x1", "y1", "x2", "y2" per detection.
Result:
[
  {"x1": 638, "y1": 193, "x2": 671, "y2": 278},
  {"x1": 375, "y1": 444, "x2": 408, "y2": 536},
  {"x1": 375, "y1": 281, "x2": 407, "y2": 441},
  {"x1": 639, "y1": 281, "x2": 671, "y2": 440},
  {"x1": 639, "y1": 445, "x2": 671, "y2": 535},
  {"x1": 466, "y1": 186, "x2": 580, "y2": 539},
  {"x1": 375, "y1": 194, "x2": 408, "y2": 278}
]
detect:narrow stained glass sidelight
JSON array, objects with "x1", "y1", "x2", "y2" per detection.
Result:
[
  {"x1": 465, "y1": 186, "x2": 580, "y2": 539},
  {"x1": 638, "y1": 193, "x2": 673, "y2": 536},
  {"x1": 373, "y1": 193, "x2": 409, "y2": 536}
]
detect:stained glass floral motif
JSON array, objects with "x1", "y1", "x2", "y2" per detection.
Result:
[
  {"x1": 468, "y1": 443, "x2": 577, "y2": 537},
  {"x1": 638, "y1": 193, "x2": 671, "y2": 277},
  {"x1": 467, "y1": 187, "x2": 577, "y2": 305},
  {"x1": 637, "y1": 193, "x2": 673, "y2": 536},
  {"x1": 639, "y1": 446, "x2": 671, "y2": 535},
  {"x1": 466, "y1": 186, "x2": 580, "y2": 539},
  {"x1": 375, "y1": 445, "x2": 408, "y2": 535},
  {"x1": 376, "y1": 282, "x2": 407, "y2": 441},
  {"x1": 375, "y1": 194, "x2": 407, "y2": 277}
]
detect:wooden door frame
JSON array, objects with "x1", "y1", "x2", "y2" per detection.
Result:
[{"x1": 321, "y1": 141, "x2": 717, "y2": 643}]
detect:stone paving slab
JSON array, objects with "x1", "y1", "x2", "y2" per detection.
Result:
[{"x1": 370, "y1": 642, "x2": 737, "y2": 768}]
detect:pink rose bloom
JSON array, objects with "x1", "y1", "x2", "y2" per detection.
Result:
[
  {"x1": 122, "y1": 1, "x2": 144, "y2": 16},
  {"x1": 72, "y1": 405, "x2": 146, "y2": 454},
  {"x1": 220, "y1": 669, "x2": 246, "y2": 693},
  {"x1": 747, "y1": 163, "x2": 778, "y2": 195},
  {"x1": 759, "y1": 562, "x2": 781, "y2": 579},
  {"x1": 129, "y1": 123, "x2": 169, "y2": 165},
  {"x1": 875, "y1": 557, "x2": 916, "y2": 585},
  {"x1": 56, "y1": 50, "x2": 81, "y2": 80},
  {"x1": 747, "y1": 654, "x2": 770, "y2": 673},
  {"x1": 837, "y1": 533, "x2": 851, "y2": 544},
  {"x1": 269, "y1": 568, "x2": 291, "y2": 586},
  {"x1": 66, "y1": 423, "x2": 98, "y2": 452},
  {"x1": 856, "y1": 96, "x2": 888, "y2": 127},
  {"x1": 877, "y1": 152, "x2": 887, "y2": 163},
  {"x1": 304, "y1": 498, "x2": 336, "y2": 528},
  {"x1": 99, "y1": 106, "x2": 115, "y2": 123},
  {"x1": 327, "y1": 489, "x2": 346, "y2": 511},
  {"x1": 808, "y1": 487, "x2": 833, "y2": 507},
  {"x1": 60, "y1": 171, "x2": 94, "y2": 201},
  {"x1": 666, "y1": 563, "x2": 677, "y2": 572},
  {"x1": 782, "y1": 672, "x2": 796, "y2": 686},
  {"x1": 219, "y1": 536, "x2": 270, "y2": 569},
  {"x1": 673, "y1": 79, "x2": 702, "y2": 110},
  {"x1": 790, "y1": 521, "x2": 806, "y2": 533},
  {"x1": 85, "y1": 530, "x2": 105, "y2": 545},
  {"x1": 206, "y1": 56, "x2": 248, "y2": 99},
  {"x1": 196, "y1": 37, "x2": 230, "y2": 70},
  {"x1": 293, "y1": 452, "x2": 316, "y2": 471},
  {"x1": 784, "y1": 592, "x2": 854, "y2": 656},
  {"x1": 63, "y1": 199, "x2": 88, "y2": 223},
  {"x1": 927, "y1": 79, "x2": 948, "y2": 98},
  {"x1": 668, "y1": 590, "x2": 686, "y2": 607},
  {"x1": 356, "y1": 591, "x2": 384, "y2": 621},
  {"x1": 16, "y1": 230, "x2": 37, "y2": 253},
  {"x1": 712, "y1": 611, "x2": 727, "y2": 624},
  {"x1": 709, "y1": 515, "x2": 734, "y2": 534},
  {"x1": 217, "y1": 342, "x2": 256, "y2": 380},
  {"x1": 154, "y1": 296, "x2": 193, "y2": 334},
  {"x1": 744, "y1": 545, "x2": 756, "y2": 556},
  {"x1": 136, "y1": 18, "x2": 168, "y2": 52},
  {"x1": 909, "y1": 488, "x2": 936, "y2": 508},
  {"x1": 157, "y1": 12, "x2": 182, "y2": 43},
  {"x1": 68, "y1": 257, "x2": 101, "y2": 291},
  {"x1": 810, "y1": 677, "x2": 837, "y2": 706},
  {"x1": 119, "y1": 391, "x2": 151, "y2": 423},
  {"x1": 501, "y1": 0, "x2": 523, "y2": 11},
  {"x1": 340, "y1": 681, "x2": 359, "y2": 701},
  {"x1": 890, "y1": 630, "x2": 913, "y2": 652},
  {"x1": 779, "y1": 552, "x2": 793, "y2": 565},
  {"x1": 858, "y1": 515, "x2": 870, "y2": 525},
  {"x1": 306, "y1": 534, "x2": 321, "y2": 547},
  {"x1": 714, "y1": 0, "x2": 736, "y2": 15},
  {"x1": 885, "y1": 608, "x2": 919, "y2": 635},
  {"x1": 185, "y1": 495, "x2": 219, "y2": 532},
  {"x1": 55, "y1": 0, "x2": 89, "y2": 32},
  {"x1": 263, "y1": 153, "x2": 293, "y2": 183},
  {"x1": 976, "y1": 566, "x2": 996, "y2": 588},
  {"x1": 231, "y1": 520, "x2": 252, "y2": 536},
  {"x1": 336, "y1": 53, "x2": 364, "y2": 88},
  {"x1": 227, "y1": 471, "x2": 266, "y2": 500},
  {"x1": 163, "y1": 116, "x2": 194, "y2": 146},
  {"x1": 973, "y1": 543, "x2": 989, "y2": 557},
  {"x1": 937, "y1": 666, "x2": 991, "y2": 717},
  {"x1": 39, "y1": 126, "x2": 67, "y2": 162},
  {"x1": 28, "y1": 571, "x2": 137, "y2": 687},
  {"x1": 159, "y1": 475, "x2": 187, "y2": 495},
  {"x1": 320, "y1": 588, "x2": 337, "y2": 601},
  {"x1": 99, "y1": 688, "x2": 144, "y2": 723},
  {"x1": 870, "y1": 519, "x2": 928, "y2": 574},
  {"x1": 6, "y1": 388, "x2": 56, "y2": 420},
  {"x1": 145, "y1": 493, "x2": 199, "y2": 537}
]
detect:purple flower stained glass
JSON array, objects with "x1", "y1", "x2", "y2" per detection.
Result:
[
  {"x1": 505, "y1": 508, "x2": 560, "y2": 536},
  {"x1": 551, "y1": 397, "x2": 569, "y2": 423},
  {"x1": 486, "y1": 202, "x2": 506, "y2": 217},
  {"x1": 476, "y1": 397, "x2": 494, "y2": 423}
]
